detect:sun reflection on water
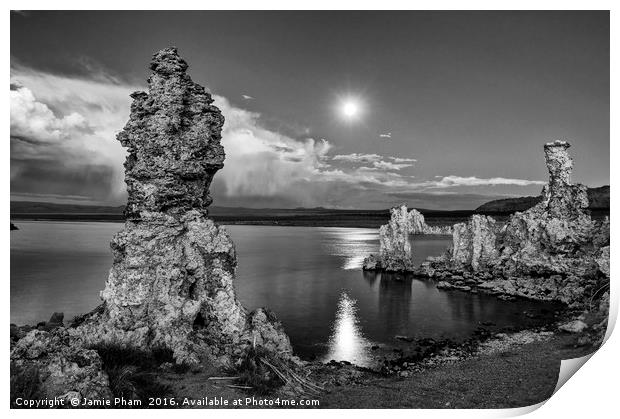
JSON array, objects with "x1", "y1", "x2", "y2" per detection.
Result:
[
  {"x1": 318, "y1": 228, "x2": 380, "y2": 270},
  {"x1": 343, "y1": 255, "x2": 366, "y2": 270},
  {"x1": 324, "y1": 291, "x2": 372, "y2": 366}
]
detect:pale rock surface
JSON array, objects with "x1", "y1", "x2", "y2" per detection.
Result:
[
  {"x1": 408, "y1": 207, "x2": 453, "y2": 235},
  {"x1": 363, "y1": 205, "x2": 451, "y2": 271},
  {"x1": 11, "y1": 329, "x2": 113, "y2": 402},
  {"x1": 451, "y1": 215, "x2": 499, "y2": 271},
  {"x1": 377, "y1": 206, "x2": 416, "y2": 271},
  {"x1": 558, "y1": 320, "x2": 588, "y2": 333}
]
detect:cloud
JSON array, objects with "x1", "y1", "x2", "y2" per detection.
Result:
[
  {"x1": 241, "y1": 94, "x2": 254, "y2": 100},
  {"x1": 11, "y1": 86, "x2": 92, "y2": 145},
  {"x1": 428, "y1": 175, "x2": 546, "y2": 188},
  {"x1": 331, "y1": 153, "x2": 383, "y2": 164},
  {"x1": 330, "y1": 153, "x2": 416, "y2": 171},
  {"x1": 393, "y1": 157, "x2": 417, "y2": 164},
  {"x1": 371, "y1": 161, "x2": 414, "y2": 171}
]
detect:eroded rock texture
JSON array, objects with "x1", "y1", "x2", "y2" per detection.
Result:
[
  {"x1": 451, "y1": 215, "x2": 499, "y2": 271},
  {"x1": 11, "y1": 329, "x2": 113, "y2": 403},
  {"x1": 421, "y1": 141, "x2": 610, "y2": 306},
  {"x1": 376, "y1": 206, "x2": 416, "y2": 271},
  {"x1": 120, "y1": 48, "x2": 225, "y2": 219},
  {"x1": 363, "y1": 205, "x2": 452, "y2": 271},
  {"x1": 74, "y1": 47, "x2": 293, "y2": 365}
]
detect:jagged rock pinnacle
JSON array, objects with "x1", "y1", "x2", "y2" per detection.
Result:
[
  {"x1": 149, "y1": 47, "x2": 189, "y2": 75},
  {"x1": 118, "y1": 47, "x2": 225, "y2": 219}
]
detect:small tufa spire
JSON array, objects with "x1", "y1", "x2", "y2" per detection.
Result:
[{"x1": 544, "y1": 139, "x2": 573, "y2": 187}]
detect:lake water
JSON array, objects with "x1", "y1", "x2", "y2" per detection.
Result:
[{"x1": 11, "y1": 221, "x2": 557, "y2": 366}]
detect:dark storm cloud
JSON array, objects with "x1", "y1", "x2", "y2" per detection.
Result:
[
  {"x1": 270, "y1": 145, "x2": 295, "y2": 153},
  {"x1": 11, "y1": 158, "x2": 118, "y2": 203},
  {"x1": 9, "y1": 67, "x2": 133, "y2": 203}
]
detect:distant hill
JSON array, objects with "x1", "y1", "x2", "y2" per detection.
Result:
[
  {"x1": 10, "y1": 201, "x2": 125, "y2": 214},
  {"x1": 475, "y1": 185, "x2": 609, "y2": 214},
  {"x1": 587, "y1": 185, "x2": 611, "y2": 209}
]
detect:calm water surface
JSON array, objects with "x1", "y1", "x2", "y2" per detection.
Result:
[{"x1": 11, "y1": 221, "x2": 556, "y2": 366}]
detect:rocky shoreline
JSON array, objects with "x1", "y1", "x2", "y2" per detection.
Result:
[
  {"x1": 12, "y1": 296, "x2": 606, "y2": 410},
  {"x1": 356, "y1": 141, "x2": 610, "y2": 393},
  {"x1": 12, "y1": 295, "x2": 606, "y2": 405},
  {"x1": 363, "y1": 141, "x2": 610, "y2": 313}
]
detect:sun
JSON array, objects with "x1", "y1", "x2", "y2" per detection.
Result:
[
  {"x1": 341, "y1": 99, "x2": 361, "y2": 119},
  {"x1": 343, "y1": 101, "x2": 359, "y2": 117}
]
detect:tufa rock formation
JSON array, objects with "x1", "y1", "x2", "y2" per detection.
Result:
[
  {"x1": 362, "y1": 205, "x2": 452, "y2": 272},
  {"x1": 420, "y1": 141, "x2": 610, "y2": 306},
  {"x1": 542, "y1": 140, "x2": 589, "y2": 217},
  {"x1": 374, "y1": 205, "x2": 416, "y2": 272},
  {"x1": 74, "y1": 47, "x2": 294, "y2": 365}
]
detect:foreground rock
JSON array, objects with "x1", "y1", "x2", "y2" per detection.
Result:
[
  {"x1": 420, "y1": 141, "x2": 610, "y2": 307},
  {"x1": 11, "y1": 328, "x2": 113, "y2": 403},
  {"x1": 363, "y1": 205, "x2": 451, "y2": 271},
  {"x1": 558, "y1": 320, "x2": 588, "y2": 333}
]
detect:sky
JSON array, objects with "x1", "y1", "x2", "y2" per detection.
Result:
[{"x1": 10, "y1": 11, "x2": 609, "y2": 210}]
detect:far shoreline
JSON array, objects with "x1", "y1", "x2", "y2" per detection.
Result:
[{"x1": 10, "y1": 209, "x2": 609, "y2": 229}]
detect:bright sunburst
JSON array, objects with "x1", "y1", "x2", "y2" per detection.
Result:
[{"x1": 340, "y1": 98, "x2": 362, "y2": 120}]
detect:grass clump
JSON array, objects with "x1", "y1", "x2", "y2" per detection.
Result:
[
  {"x1": 91, "y1": 343, "x2": 174, "y2": 406},
  {"x1": 232, "y1": 346, "x2": 286, "y2": 395},
  {"x1": 231, "y1": 345, "x2": 323, "y2": 396}
]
